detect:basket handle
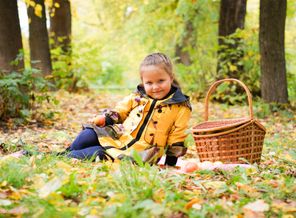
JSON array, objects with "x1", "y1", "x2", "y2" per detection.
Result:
[{"x1": 204, "y1": 78, "x2": 254, "y2": 121}]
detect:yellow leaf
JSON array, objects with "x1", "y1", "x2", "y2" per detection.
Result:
[
  {"x1": 107, "y1": 193, "x2": 126, "y2": 205},
  {"x1": 90, "y1": 207, "x2": 101, "y2": 215},
  {"x1": 47, "y1": 192, "x2": 65, "y2": 205},
  {"x1": 272, "y1": 200, "x2": 296, "y2": 213},
  {"x1": 55, "y1": 161, "x2": 72, "y2": 172},
  {"x1": 0, "y1": 181, "x2": 8, "y2": 187},
  {"x1": 229, "y1": 64, "x2": 238, "y2": 72},
  {"x1": 34, "y1": 4, "x2": 43, "y2": 18},
  {"x1": 54, "y1": 2, "x2": 60, "y2": 8},
  {"x1": 283, "y1": 153, "x2": 296, "y2": 164},
  {"x1": 25, "y1": 0, "x2": 35, "y2": 7},
  {"x1": 236, "y1": 183, "x2": 260, "y2": 198},
  {"x1": 245, "y1": 166, "x2": 258, "y2": 175},
  {"x1": 9, "y1": 191, "x2": 22, "y2": 200},
  {"x1": 84, "y1": 197, "x2": 106, "y2": 205},
  {"x1": 29, "y1": 156, "x2": 36, "y2": 168},
  {"x1": 153, "y1": 189, "x2": 165, "y2": 203},
  {"x1": 45, "y1": 0, "x2": 53, "y2": 7},
  {"x1": 247, "y1": 51, "x2": 254, "y2": 57},
  {"x1": 203, "y1": 181, "x2": 226, "y2": 190},
  {"x1": 185, "y1": 198, "x2": 203, "y2": 210},
  {"x1": 31, "y1": 174, "x2": 47, "y2": 190}
]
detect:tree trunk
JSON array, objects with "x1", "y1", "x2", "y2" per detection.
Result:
[
  {"x1": 0, "y1": 0, "x2": 24, "y2": 73},
  {"x1": 49, "y1": 0, "x2": 71, "y2": 53},
  {"x1": 259, "y1": 0, "x2": 288, "y2": 103},
  {"x1": 217, "y1": 0, "x2": 247, "y2": 78},
  {"x1": 218, "y1": 0, "x2": 246, "y2": 39},
  {"x1": 175, "y1": 21, "x2": 194, "y2": 66},
  {"x1": 27, "y1": 0, "x2": 52, "y2": 75}
]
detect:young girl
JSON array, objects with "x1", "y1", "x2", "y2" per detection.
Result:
[{"x1": 68, "y1": 52, "x2": 192, "y2": 166}]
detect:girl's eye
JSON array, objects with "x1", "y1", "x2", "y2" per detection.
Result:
[{"x1": 145, "y1": 82, "x2": 152, "y2": 85}]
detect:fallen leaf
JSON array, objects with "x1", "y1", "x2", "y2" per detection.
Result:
[
  {"x1": 29, "y1": 156, "x2": 36, "y2": 168},
  {"x1": 0, "y1": 206, "x2": 29, "y2": 215},
  {"x1": 203, "y1": 181, "x2": 226, "y2": 190},
  {"x1": 236, "y1": 183, "x2": 260, "y2": 197},
  {"x1": 0, "y1": 199, "x2": 12, "y2": 206},
  {"x1": 8, "y1": 206, "x2": 29, "y2": 215},
  {"x1": 0, "y1": 192, "x2": 7, "y2": 198},
  {"x1": 185, "y1": 198, "x2": 202, "y2": 209},
  {"x1": 9, "y1": 190, "x2": 22, "y2": 200},
  {"x1": 243, "y1": 200, "x2": 269, "y2": 218},
  {"x1": 243, "y1": 210, "x2": 265, "y2": 218},
  {"x1": 0, "y1": 181, "x2": 8, "y2": 187},
  {"x1": 56, "y1": 161, "x2": 72, "y2": 172},
  {"x1": 243, "y1": 199, "x2": 269, "y2": 212},
  {"x1": 191, "y1": 203, "x2": 202, "y2": 210},
  {"x1": 272, "y1": 200, "x2": 296, "y2": 213},
  {"x1": 38, "y1": 176, "x2": 64, "y2": 198},
  {"x1": 153, "y1": 188, "x2": 165, "y2": 203}
]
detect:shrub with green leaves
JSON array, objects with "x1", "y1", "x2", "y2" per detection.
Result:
[
  {"x1": 51, "y1": 46, "x2": 83, "y2": 92},
  {"x1": 0, "y1": 68, "x2": 53, "y2": 121}
]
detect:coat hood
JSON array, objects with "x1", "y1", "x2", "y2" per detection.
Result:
[{"x1": 136, "y1": 84, "x2": 191, "y2": 108}]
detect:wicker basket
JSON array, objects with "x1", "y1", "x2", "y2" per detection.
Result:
[{"x1": 192, "y1": 79, "x2": 266, "y2": 164}]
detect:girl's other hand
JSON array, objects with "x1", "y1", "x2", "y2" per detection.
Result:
[{"x1": 90, "y1": 115, "x2": 106, "y2": 127}]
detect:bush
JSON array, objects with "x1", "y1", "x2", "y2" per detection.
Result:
[
  {"x1": 216, "y1": 29, "x2": 261, "y2": 96},
  {"x1": 0, "y1": 68, "x2": 54, "y2": 121},
  {"x1": 51, "y1": 46, "x2": 88, "y2": 92}
]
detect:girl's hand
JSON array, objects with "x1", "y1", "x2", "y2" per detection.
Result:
[{"x1": 91, "y1": 115, "x2": 106, "y2": 127}]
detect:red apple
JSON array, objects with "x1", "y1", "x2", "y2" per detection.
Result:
[
  {"x1": 183, "y1": 162, "x2": 199, "y2": 173},
  {"x1": 93, "y1": 115, "x2": 105, "y2": 127}
]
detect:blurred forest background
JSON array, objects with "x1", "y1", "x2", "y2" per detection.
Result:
[
  {"x1": 0, "y1": 0, "x2": 295, "y2": 121},
  {"x1": 0, "y1": 2, "x2": 295, "y2": 217}
]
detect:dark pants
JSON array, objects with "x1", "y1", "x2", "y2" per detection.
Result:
[
  {"x1": 68, "y1": 128, "x2": 176, "y2": 165},
  {"x1": 68, "y1": 128, "x2": 107, "y2": 160}
]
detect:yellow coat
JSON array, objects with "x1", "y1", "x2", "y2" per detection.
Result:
[{"x1": 85, "y1": 86, "x2": 191, "y2": 164}]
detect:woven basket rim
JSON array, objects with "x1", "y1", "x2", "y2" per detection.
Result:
[
  {"x1": 192, "y1": 119, "x2": 266, "y2": 138},
  {"x1": 192, "y1": 117, "x2": 250, "y2": 132}
]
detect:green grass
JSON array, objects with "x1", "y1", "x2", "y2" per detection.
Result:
[
  {"x1": 0, "y1": 149, "x2": 295, "y2": 217},
  {"x1": 0, "y1": 92, "x2": 295, "y2": 217},
  {"x1": 0, "y1": 158, "x2": 32, "y2": 188}
]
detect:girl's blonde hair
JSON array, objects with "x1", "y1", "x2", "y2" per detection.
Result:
[{"x1": 140, "y1": 52, "x2": 180, "y2": 88}]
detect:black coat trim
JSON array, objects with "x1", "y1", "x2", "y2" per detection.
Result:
[{"x1": 136, "y1": 85, "x2": 191, "y2": 110}]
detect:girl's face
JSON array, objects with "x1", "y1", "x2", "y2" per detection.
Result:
[{"x1": 141, "y1": 65, "x2": 173, "y2": 100}]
